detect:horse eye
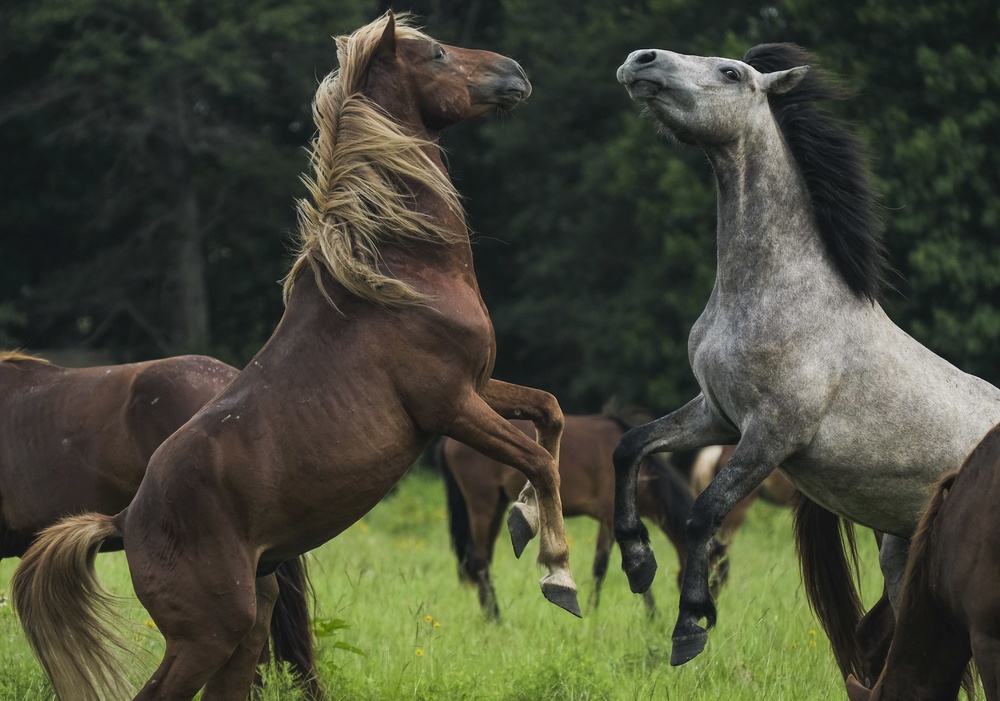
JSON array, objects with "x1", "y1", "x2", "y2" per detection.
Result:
[
  {"x1": 433, "y1": 45, "x2": 446, "y2": 60},
  {"x1": 721, "y1": 67, "x2": 740, "y2": 81}
]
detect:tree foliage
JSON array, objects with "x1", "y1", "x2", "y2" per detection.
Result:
[{"x1": 1, "y1": 0, "x2": 998, "y2": 413}]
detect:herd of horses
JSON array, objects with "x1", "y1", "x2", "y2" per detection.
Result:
[{"x1": 3, "y1": 10, "x2": 999, "y2": 701}]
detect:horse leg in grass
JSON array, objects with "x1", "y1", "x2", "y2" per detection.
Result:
[
  {"x1": 130, "y1": 544, "x2": 265, "y2": 700},
  {"x1": 590, "y1": 520, "x2": 615, "y2": 611},
  {"x1": 619, "y1": 414, "x2": 791, "y2": 666},
  {"x1": 201, "y1": 575, "x2": 279, "y2": 701},
  {"x1": 445, "y1": 383, "x2": 579, "y2": 617},
  {"x1": 972, "y1": 635, "x2": 1000, "y2": 701},
  {"x1": 613, "y1": 395, "x2": 737, "y2": 597},
  {"x1": 468, "y1": 509, "x2": 503, "y2": 621}
]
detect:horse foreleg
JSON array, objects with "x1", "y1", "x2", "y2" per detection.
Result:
[
  {"x1": 613, "y1": 394, "x2": 735, "y2": 596},
  {"x1": 670, "y1": 424, "x2": 789, "y2": 666},
  {"x1": 444, "y1": 387, "x2": 579, "y2": 617},
  {"x1": 479, "y1": 379, "x2": 563, "y2": 559}
]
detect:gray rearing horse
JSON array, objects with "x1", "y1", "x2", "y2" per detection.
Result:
[{"x1": 613, "y1": 42, "x2": 1000, "y2": 668}]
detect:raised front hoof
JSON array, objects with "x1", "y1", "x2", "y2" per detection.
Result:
[
  {"x1": 507, "y1": 504, "x2": 537, "y2": 559},
  {"x1": 623, "y1": 551, "x2": 657, "y2": 594},
  {"x1": 670, "y1": 626, "x2": 708, "y2": 666},
  {"x1": 541, "y1": 580, "x2": 582, "y2": 618}
]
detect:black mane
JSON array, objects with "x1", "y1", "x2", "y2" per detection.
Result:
[{"x1": 744, "y1": 43, "x2": 889, "y2": 302}]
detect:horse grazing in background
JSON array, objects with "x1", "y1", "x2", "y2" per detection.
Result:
[
  {"x1": 845, "y1": 425, "x2": 1000, "y2": 701},
  {"x1": 690, "y1": 445, "x2": 797, "y2": 546},
  {"x1": 12, "y1": 13, "x2": 578, "y2": 701},
  {"x1": 613, "y1": 42, "x2": 1000, "y2": 673},
  {"x1": 0, "y1": 351, "x2": 322, "y2": 699},
  {"x1": 438, "y1": 413, "x2": 727, "y2": 620}
]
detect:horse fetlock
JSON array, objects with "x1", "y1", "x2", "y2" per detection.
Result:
[
  {"x1": 540, "y1": 570, "x2": 581, "y2": 618},
  {"x1": 507, "y1": 502, "x2": 538, "y2": 558},
  {"x1": 621, "y1": 543, "x2": 657, "y2": 594}
]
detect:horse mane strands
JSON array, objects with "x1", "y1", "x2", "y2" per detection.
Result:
[
  {"x1": 744, "y1": 43, "x2": 891, "y2": 303},
  {"x1": 285, "y1": 12, "x2": 465, "y2": 311},
  {"x1": 0, "y1": 350, "x2": 48, "y2": 364}
]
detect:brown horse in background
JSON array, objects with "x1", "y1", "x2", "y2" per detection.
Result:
[
  {"x1": 13, "y1": 13, "x2": 577, "y2": 701},
  {"x1": 0, "y1": 351, "x2": 321, "y2": 698},
  {"x1": 845, "y1": 425, "x2": 1000, "y2": 700},
  {"x1": 439, "y1": 414, "x2": 727, "y2": 620},
  {"x1": 690, "y1": 445, "x2": 797, "y2": 545}
]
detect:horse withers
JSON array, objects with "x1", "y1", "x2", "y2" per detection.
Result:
[
  {"x1": 439, "y1": 413, "x2": 727, "y2": 620},
  {"x1": 846, "y1": 424, "x2": 1000, "y2": 701},
  {"x1": 13, "y1": 13, "x2": 577, "y2": 701},
  {"x1": 0, "y1": 351, "x2": 322, "y2": 698},
  {"x1": 613, "y1": 42, "x2": 1000, "y2": 671}
]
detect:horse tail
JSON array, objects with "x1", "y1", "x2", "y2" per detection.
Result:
[
  {"x1": 271, "y1": 556, "x2": 324, "y2": 699},
  {"x1": 11, "y1": 513, "x2": 134, "y2": 701},
  {"x1": 430, "y1": 437, "x2": 476, "y2": 582},
  {"x1": 792, "y1": 493, "x2": 865, "y2": 681}
]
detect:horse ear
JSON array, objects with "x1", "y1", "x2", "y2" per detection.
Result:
[
  {"x1": 760, "y1": 65, "x2": 809, "y2": 95},
  {"x1": 374, "y1": 11, "x2": 398, "y2": 62},
  {"x1": 845, "y1": 674, "x2": 872, "y2": 701}
]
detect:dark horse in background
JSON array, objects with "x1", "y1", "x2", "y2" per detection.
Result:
[
  {"x1": 0, "y1": 351, "x2": 321, "y2": 698},
  {"x1": 13, "y1": 13, "x2": 578, "y2": 701},
  {"x1": 614, "y1": 42, "x2": 1000, "y2": 678},
  {"x1": 438, "y1": 412, "x2": 728, "y2": 620},
  {"x1": 846, "y1": 425, "x2": 1000, "y2": 700}
]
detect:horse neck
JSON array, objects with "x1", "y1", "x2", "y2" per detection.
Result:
[
  {"x1": 704, "y1": 122, "x2": 839, "y2": 300},
  {"x1": 393, "y1": 133, "x2": 476, "y2": 274}
]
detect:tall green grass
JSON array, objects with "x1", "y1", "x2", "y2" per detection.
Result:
[{"x1": 0, "y1": 467, "x2": 885, "y2": 700}]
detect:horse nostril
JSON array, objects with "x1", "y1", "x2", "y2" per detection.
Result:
[{"x1": 635, "y1": 50, "x2": 657, "y2": 65}]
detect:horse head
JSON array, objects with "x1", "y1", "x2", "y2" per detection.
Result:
[
  {"x1": 616, "y1": 48, "x2": 807, "y2": 144},
  {"x1": 363, "y1": 12, "x2": 531, "y2": 134}
]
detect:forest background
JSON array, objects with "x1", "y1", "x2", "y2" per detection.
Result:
[{"x1": 1, "y1": 0, "x2": 997, "y2": 416}]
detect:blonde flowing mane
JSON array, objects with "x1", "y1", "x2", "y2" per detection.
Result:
[
  {"x1": 0, "y1": 350, "x2": 47, "y2": 364},
  {"x1": 284, "y1": 13, "x2": 465, "y2": 310}
]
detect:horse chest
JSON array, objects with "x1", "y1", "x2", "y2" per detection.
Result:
[{"x1": 689, "y1": 302, "x2": 803, "y2": 423}]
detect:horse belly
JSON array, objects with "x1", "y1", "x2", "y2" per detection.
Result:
[{"x1": 787, "y1": 401, "x2": 1000, "y2": 537}]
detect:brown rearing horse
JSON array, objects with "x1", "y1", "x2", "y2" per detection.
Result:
[
  {"x1": 12, "y1": 13, "x2": 578, "y2": 701},
  {"x1": 0, "y1": 351, "x2": 322, "y2": 699},
  {"x1": 438, "y1": 413, "x2": 727, "y2": 621},
  {"x1": 844, "y1": 425, "x2": 1000, "y2": 701}
]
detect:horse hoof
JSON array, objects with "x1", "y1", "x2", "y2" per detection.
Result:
[
  {"x1": 670, "y1": 627, "x2": 708, "y2": 666},
  {"x1": 542, "y1": 582, "x2": 582, "y2": 618},
  {"x1": 507, "y1": 504, "x2": 536, "y2": 559},
  {"x1": 624, "y1": 551, "x2": 657, "y2": 594}
]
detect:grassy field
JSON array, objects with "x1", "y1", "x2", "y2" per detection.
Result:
[{"x1": 0, "y1": 466, "x2": 885, "y2": 700}]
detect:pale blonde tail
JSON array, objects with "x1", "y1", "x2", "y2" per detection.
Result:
[{"x1": 12, "y1": 514, "x2": 135, "y2": 701}]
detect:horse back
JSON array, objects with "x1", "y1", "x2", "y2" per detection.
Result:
[{"x1": 124, "y1": 355, "x2": 238, "y2": 463}]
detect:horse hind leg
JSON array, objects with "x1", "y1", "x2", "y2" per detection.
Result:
[
  {"x1": 201, "y1": 575, "x2": 280, "y2": 701},
  {"x1": 130, "y1": 555, "x2": 265, "y2": 700}
]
